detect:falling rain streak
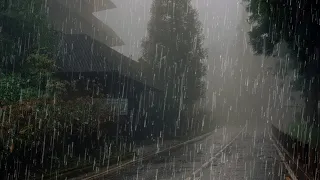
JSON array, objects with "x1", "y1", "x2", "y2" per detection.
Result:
[{"x1": 0, "y1": 0, "x2": 319, "y2": 179}]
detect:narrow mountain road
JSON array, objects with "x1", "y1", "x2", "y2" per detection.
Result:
[
  {"x1": 195, "y1": 130, "x2": 293, "y2": 180},
  {"x1": 76, "y1": 125, "x2": 296, "y2": 180}
]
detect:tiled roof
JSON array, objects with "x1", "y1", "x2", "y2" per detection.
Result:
[
  {"x1": 48, "y1": 0, "x2": 124, "y2": 47},
  {"x1": 85, "y1": 0, "x2": 117, "y2": 11},
  {"x1": 53, "y1": 0, "x2": 116, "y2": 13},
  {"x1": 56, "y1": 34, "x2": 163, "y2": 91}
]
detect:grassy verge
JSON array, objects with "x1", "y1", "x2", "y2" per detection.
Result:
[
  {"x1": 273, "y1": 123, "x2": 320, "y2": 179},
  {"x1": 287, "y1": 121, "x2": 320, "y2": 148}
]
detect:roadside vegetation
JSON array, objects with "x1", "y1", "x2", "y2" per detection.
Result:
[
  {"x1": 0, "y1": 0, "x2": 212, "y2": 179},
  {"x1": 244, "y1": 0, "x2": 320, "y2": 177}
]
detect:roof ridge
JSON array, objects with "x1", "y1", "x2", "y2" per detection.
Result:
[
  {"x1": 85, "y1": 0, "x2": 117, "y2": 11},
  {"x1": 48, "y1": 0, "x2": 124, "y2": 47},
  {"x1": 53, "y1": 0, "x2": 116, "y2": 13}
]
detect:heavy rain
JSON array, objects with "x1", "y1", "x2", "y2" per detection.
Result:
[{"x1": 0, "y1": 0, "x2": 319, "y2": 179}]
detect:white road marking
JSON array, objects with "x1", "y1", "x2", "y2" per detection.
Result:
[
  {"x1": 270, "y1": 130, "x2": 311, "y2": 179},
  {"x1": 185, "y1": 125, "x2": 246, "y2": 180},
  {"x1": 79, "y1": 130, "x2": 214, "y2": 180},
  {"x1": 268, "y1": 131, "x2": 298, "y2": 180}
]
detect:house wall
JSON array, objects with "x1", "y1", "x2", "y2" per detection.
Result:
[
  {"x1": 114, "y1": 73, "x2": 164, "y2": 140},
  {"x1": 57, "y1": 71, "x2": 164, "y2": 139}
]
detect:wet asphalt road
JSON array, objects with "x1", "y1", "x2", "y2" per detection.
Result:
[
  {"x1": 91, "y1": 126, "x2": 291, "y2": 180},
  {"x1": 196, "y1": 131, "x2": 289, "y2": 180}
]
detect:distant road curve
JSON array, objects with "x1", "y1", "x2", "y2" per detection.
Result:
[{"x1": 73, "y1": 129, "x2": 216, "y2": 180}]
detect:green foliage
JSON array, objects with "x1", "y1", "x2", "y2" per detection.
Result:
[
  {"x1": 0, "y1": 53, "x2": 66, "y2": 105},
  {"x1": 245, "y1": 0, "x2": 320, "y2": 123},
  {"x1": 0, "y1": 0, "x2": 56, "y2": 48},
  {"x1": 140, "y1": 0, "x2": 207, "y2": 134},
  {"x1": 22, "y1": 53, "x2": 67, "y2": 98},
  {"x1": 24, "y1": 53, "x2": 56, "y2": 75},
  {"x1": 141, "y1": 0, "x2": 207, "y2": 105},
  {"x1": 288, "y1": 121, "x2": 320, "y2": 147},
  {"x1": 0, "y1": 74, "x2": 38, "y2": 104},
  {"x1": 0, "y1": 0, "x2": 64, "y2": 105},
  {"x1": 245, "y1": 0, "x2": 320, "y2": 70},
  {"x1": 0, "y1": 96, "x2": 114, "y2": 161},
  {"x1": 0, "y1": 0, "x2": 59, "y2": 73}
]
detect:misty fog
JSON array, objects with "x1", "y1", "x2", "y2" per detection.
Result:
[
  {"x1": 93, "y1": 0, "x2": 293, "y2": 131},
  {"x1": 1, "y1": 0, "x2": 314, "y2": 179}
]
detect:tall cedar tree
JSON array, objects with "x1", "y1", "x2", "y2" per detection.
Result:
[{"x1": 140, "y1": 0, "x2": 207, "y2": 135}]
